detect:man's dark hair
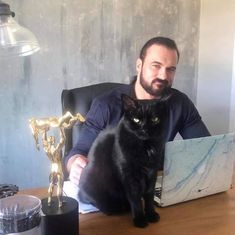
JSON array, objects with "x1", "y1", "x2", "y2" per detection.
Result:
[{"x1": 139, "y1": 36, "x2": 180, "y2": 62}]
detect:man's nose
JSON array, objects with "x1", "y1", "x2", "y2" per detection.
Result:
[{"x1": 158, "y1": 68, "x2": 167, "y2": 80}]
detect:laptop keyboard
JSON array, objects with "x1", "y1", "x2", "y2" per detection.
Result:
[
  {"x1": 154, "y1": 187, "x2": 162, "y2": 205},
  {"x1": 154, "y1": 174, "x2": 163, "y2": 205},
  {"x1": 154, "y1": 187, "x2": 162, "y2": 198}
]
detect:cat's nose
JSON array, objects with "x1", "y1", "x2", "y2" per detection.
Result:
[{"x1": 140, "y1": 129, "x2": 148, "y2": 136}]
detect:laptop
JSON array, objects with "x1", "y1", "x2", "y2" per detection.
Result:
[{"x1": 154, "y1": 133, "x2": 235, "y2": 207}]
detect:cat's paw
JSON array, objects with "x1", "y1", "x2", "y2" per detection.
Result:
[
  {"x1": 133, "y1": 216, "x2": 148, "y2": 228},
  {"x1": 146, "y1": 210, "x2": 160, "y2": 223}
]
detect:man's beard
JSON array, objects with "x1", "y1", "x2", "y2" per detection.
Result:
[{"x1": 139, "y1": 71, "x2": 170, "y2": 97}]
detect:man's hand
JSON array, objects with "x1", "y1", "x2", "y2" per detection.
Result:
[{"x1": 67, "y1": 154, "x2": 88, "y2": 186}]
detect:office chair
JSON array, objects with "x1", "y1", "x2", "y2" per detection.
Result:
[{"x1": 61, "y1": 82, "x2": 123, "y2": 157}]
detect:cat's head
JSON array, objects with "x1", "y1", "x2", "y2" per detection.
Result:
[{"x1": 121, "y1": 93, "x2": 171, "y2": 140}]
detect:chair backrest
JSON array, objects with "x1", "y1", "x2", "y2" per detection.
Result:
[{"x1": 61, "y1": 82, "x2": 123, "y2": 156}]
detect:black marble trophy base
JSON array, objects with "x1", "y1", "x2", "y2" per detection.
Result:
[{"x1": 41, "y1": 196, "x2": 79, "y2": 235}]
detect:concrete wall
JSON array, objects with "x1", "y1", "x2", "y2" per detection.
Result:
[
  {"x1": 197, "y1": 0, "x2": 235, "y2": 135},
  {"x1": 0, "y1": 0, "x2": 200, "y2": 189}
]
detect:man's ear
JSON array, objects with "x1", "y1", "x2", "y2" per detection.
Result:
[{"x1": 136, "y1": 58, "x2": 142, "y2": 75}]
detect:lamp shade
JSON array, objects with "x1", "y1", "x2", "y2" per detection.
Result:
[{"x1": 0, "y1": 2, "x2": 40, "y2": 57}]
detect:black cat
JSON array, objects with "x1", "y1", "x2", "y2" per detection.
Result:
[{"x1": 79, "y1": 93, "x2": 170, "y2": 228}]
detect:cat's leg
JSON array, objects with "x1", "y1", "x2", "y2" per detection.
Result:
[
  {"x1": 144, "y1": 190, "x2": 160, "y2": 222},
  {"x1": 123, "y1": 181, "x2": 148, "y2": 228},
  {"x1": 144, "y1": 177, "x2": 160, "y2": 223},
  {"x1": 128, "y1": 196, "x2": 148, "y2": 228}
]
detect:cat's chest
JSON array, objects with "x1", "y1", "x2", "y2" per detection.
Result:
[
  {"x1": 144, "y1": 144, "x2": 158, "y2": 158},
  {"x1": 128, "y1": 140, "x2": 159, "y2": 158},
  {"x1": 119, "y1": 140, "x2": 160, "y2": 167}
]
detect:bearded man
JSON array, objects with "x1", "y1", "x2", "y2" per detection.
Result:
[{"x1": 65, "y1": 37, "x2": 210, "y2": 185}]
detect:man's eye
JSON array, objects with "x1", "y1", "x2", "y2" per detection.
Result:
[
  {"x1": 167, "y1": 67, "x2": 176, "y2": 73},
  {"x1": 152, "y1": 64, "x2": 161, "y2": 69},
  {"x1": 133, "y1": 118, "x2": 141, "y2": 124},
  {"x1": 152, "y1": 117, "x2": 160, "y2": 124}
]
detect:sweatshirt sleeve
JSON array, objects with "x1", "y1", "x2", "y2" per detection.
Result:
[{"x1": 64, "y1": 97, "x2": 109, "y2": 170}]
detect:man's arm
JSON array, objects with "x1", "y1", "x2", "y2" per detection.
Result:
[
  {"x1": 64, "y1": 97, "x2": 110, "y2": 184},
  {"x1": 180, "y1": 118, "x2": 210, "y2": 139},
  {"x1": 64, "y1": 85, "x2": 130, "y2": 184}
]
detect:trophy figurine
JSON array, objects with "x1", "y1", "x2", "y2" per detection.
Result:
[{"x1": 29, "y1": 111, "x2": 85, "y2": 235}]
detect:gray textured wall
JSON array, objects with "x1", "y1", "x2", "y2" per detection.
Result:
[{"x1": 0, "y1": 0, "x2": 200, "y2": 189}]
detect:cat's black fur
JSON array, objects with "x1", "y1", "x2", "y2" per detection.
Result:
[{"x1": 79, "y1": 93, "x2": 170, "y2": 228}]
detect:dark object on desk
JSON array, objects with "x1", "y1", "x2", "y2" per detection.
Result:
[
  {"x1": 0, "y1": 195, "x2": 41, "y2": 234},
  {"x1": 41, "y1": 196, "x2": 79, "y2": 235},
  {"x1": 0, "y1": 184, "x2": 18, "y2": 199}
]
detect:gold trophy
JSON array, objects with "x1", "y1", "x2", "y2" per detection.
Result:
[
  {"x1": 29, "y1": 111, "x2": 85, "y2": 207},
  {"x1": 29, "y1": 111, "x2": 85, "y2": 235}
]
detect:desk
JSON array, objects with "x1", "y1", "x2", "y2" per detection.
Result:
[{"x1": 20, "y1": 173, "x2": 235, "y2": 235}]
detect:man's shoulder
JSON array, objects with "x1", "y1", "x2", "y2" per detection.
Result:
[
  {"x1": 95, "y1": 83, "x2": 131, "y2": 104},
  {"x1": 88, "y1": 83, "x2": 130, "y2": 123},
  {"x1": 170, "y1": 88, "x2": 187, "y2": 97},
  {"x1": 167, "y1": 88, "x2": 198, "y2": 118},
  {"x1": 169, "y1": 88, "x2": 192, "y2": 102},
  {"x1": 167, "y1": 88, "x2": 196, "y2": 111}
]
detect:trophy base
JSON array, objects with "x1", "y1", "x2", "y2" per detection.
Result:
[{"x1": 41, "y1": 196, "x2": 79, "y2": 235}]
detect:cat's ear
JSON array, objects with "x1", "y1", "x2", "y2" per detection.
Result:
[{"x1": 121, "y1": 94, "x2": 137, "y2": 111}]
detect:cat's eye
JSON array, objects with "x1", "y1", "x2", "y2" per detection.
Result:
[
  {"x1": 152, "y1": 117, "x2": 160, "y2": 124},
  {"x1": 133, "y1": 118, "x2": 141, "y2": 124}
]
